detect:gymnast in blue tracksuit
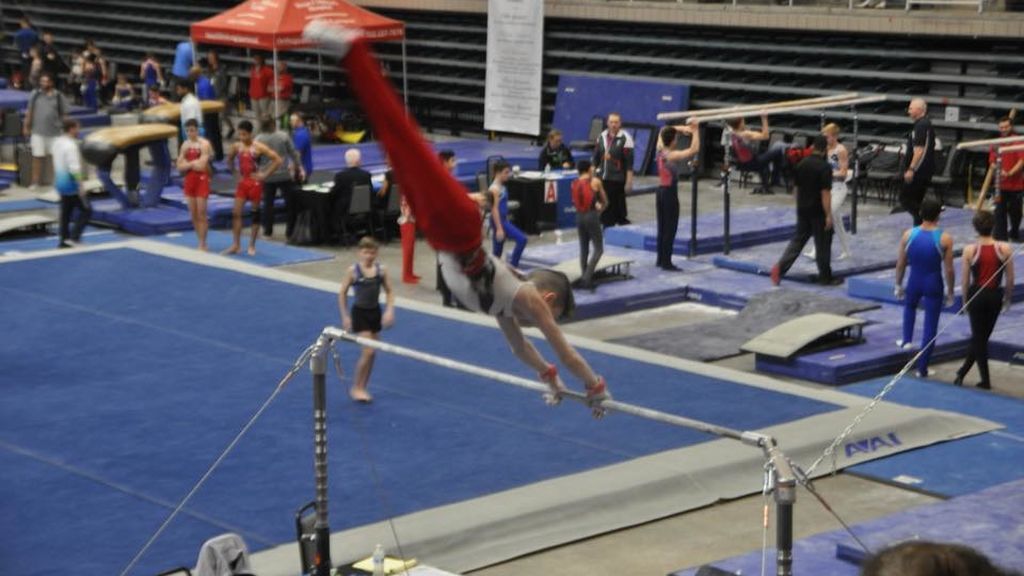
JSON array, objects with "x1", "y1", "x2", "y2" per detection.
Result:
[
  {"x1": 894, "y1": 198, "x2": 955, "y2": 377},
  {"x1": 489, "y1": 159, "x2": 528, "y2": 268}
]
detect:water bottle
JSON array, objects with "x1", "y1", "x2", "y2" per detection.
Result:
[{"x1": 372, "y1": 543, "x2": 385, "y2": 576}]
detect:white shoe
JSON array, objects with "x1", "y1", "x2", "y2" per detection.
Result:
[
  {"x1": 875, "y1": 0, "x2": 886, "y2": 7},
  {"x1": 29, "y1": 184, "x2": 38, "y2": 192},
  {"x1": 896, "y1": 340, "x2": 915, "y2": 350},
  {"x1": 803, "y1": 250, "x2": 816, "y2": 260},
  {"x1": 857, "y1": 0, "x2": 875, "y2": 6},
  {"x1": 837, "y1": 252, "x2": 850, "y2": 261}
]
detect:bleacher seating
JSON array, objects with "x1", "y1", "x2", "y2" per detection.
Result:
[{"x1": 4, "y1": 2, "x2": 1022, "y2": 151}]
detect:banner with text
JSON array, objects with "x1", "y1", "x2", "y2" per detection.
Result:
[{"x1": 484, "y1": 0, "x2": 544, "y2": 136}]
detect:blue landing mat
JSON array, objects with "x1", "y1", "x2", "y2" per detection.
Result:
[
  {"x1": 0, "y1": 88, "x2": 30, "y2": 109},
  {"x1": 685, "y1": 267, "x2": 844, "y2": 310},
  {"x1": 150, "y1": 230, "x2": 335, "y2": 267},
  {"x1": 755, "y1": 304, "x2": 973, "y2": 385},
  {"x1": 847, "y1": 251, "x2": 1024, "y2": 308},
  {"x1": 520, "y1": 243, "x2": 709, "y2": 320},
  {"x1": 0, "y1": 199, "x2": 53, "y2": 214},
  {"x1": 90, "y1": 198, "x2": 194, "y2": 235},
  {"x1": 713, "y1": 208, "x2": 977, "y2": 282},
  {"x1": 0, "y1": 230, "x2": 118, "y2": 254},
  {"x1": 160, "y1": 188, "x2": 283, "y2": 229},
  {"x1": 845, "y1": 378, "x2": 1024, "y2": 497},
  {"x1": 0, "y1": 248, "x2": 843, "y2": 575},
  {"x1": 605, "y1": 207, "x2": 851, "y2": 256},
  {"x1": 672, "y1": 478, "x2": 1024, "y2": 576},
  {"x1": 989, "y1": 305, "x2": 1024, "y2": 362}
]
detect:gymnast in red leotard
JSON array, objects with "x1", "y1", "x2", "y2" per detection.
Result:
[
  {"x1": 224, "y1": 119, "x2": 281, "y2": 256},
  {"x1": 176, "y1": 119, "x2": 214, "y2": 251}
]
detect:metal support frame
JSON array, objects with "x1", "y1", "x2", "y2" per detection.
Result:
[
  {"x1": 689, "y1": 157, "x2": 700, "y2": 258},
  {"x1": 310, "y1": 336, "x2": 332, "y2": 576},
  {"x1": 318, "y1": 326, "x2": 799, "y2": 575},
  {"x1": 851, "y1": 107, "x2": 860, "y2": 235},
  {"x1": 666, "y1": 94, "x2": 886, "y2": 254}
]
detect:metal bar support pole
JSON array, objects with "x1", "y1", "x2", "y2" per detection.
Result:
[
  {"x1": 851, "y1": 108, "x2": 860, "y2": 235},
  {"x1": 994, "y1": 148, "x2": 1003, "y2": 209},
  {"x1": 310, "y1": 336, "x2": 332, "y2": 576},
  {"x1": 770, "y1": 447, "x2": 797, "y2": 576},
  {"x1": 689, "y1": 125, "x2": 702, "y2": 258},
  {"x1": 723, "y1": 129, "x2": 732, "y2": 255}
]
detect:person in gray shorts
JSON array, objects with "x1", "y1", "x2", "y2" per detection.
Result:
[{"x1": 571, "y1": 160, "x2": 608, "y2": 290}]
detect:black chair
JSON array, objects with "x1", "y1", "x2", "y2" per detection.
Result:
[
  {"x1": 569, "y1": 116, "x2": 604, "y2": 151},
  {"x1": 377, "y1": 183, "x2": 402, "y2": 242},
  {"x1": 342, "y1": 183, "x2": 375, "y2": 242}
]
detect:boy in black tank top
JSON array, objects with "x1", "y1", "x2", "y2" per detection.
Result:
[{"x1": 338, "y1": 236, "x2": 395, "y2": 402}]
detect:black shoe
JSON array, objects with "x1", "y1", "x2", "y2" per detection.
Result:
[
  {"x1": 659, "y1": 263, "x2": 682, "y2": 271},
  {"x1": 953, "y1": 372, "x2": 965, "y2": 386},
  {"x1": 57, "y1": 242, "x2": 72, "y2": 249},
  {"x1": 977, "y1": 381, "x2": 991, "y2": 390},
  {"x1": 619, "y1": 218, "x2": 632, "y2": 225},
  {"x1": 816, "y1": 276, "x2": 844, "y2": 286}
]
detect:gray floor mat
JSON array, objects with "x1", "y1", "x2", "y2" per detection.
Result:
[{"x1": 614, "y1": 289, "x2": 879, "y2": 361}]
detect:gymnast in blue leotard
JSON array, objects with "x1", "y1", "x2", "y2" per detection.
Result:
[{"x1": 894, "y1": 198, "x2": 955, "y2": 378}]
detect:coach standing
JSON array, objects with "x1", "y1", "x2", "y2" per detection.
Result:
[
  {"x1": 901, "y1": 98, "x2": 936, "y2": 226},
  {"x1": 592, "y1": 112, "x2": 634, "y2": 227}
]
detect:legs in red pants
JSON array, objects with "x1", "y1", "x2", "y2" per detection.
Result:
[{"x1": 400, "y1": 221, "x2": 420, "y2": 284}]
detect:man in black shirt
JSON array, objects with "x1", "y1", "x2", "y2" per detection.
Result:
[
  {"x1": 538, "y1": 129, "x2": 573, "y2": 171},
  {"x1": 771, "y1": 136, "x2": 837, "y2": 286},
  {"x1": 900, "y1": 98, "x2": 936, "y2": 226}
]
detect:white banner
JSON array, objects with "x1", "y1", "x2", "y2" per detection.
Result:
[{"x1": 484, "y1": 0, "x2": 544, "y2": 136}]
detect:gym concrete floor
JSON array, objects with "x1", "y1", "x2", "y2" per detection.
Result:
[{"x1": 6, "y1": 167, "x2": 1021, "y2": 575}]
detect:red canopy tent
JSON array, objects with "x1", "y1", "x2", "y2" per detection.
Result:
[{"x1": 190, "y1": 0, "x2": 407, "y2": 117}]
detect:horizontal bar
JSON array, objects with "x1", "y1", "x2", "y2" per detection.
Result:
[
  {"x1": 957, "y1": 135, "x2": 1024, "y2": 150},
  {"x1": 672, "y1": 95, "x2": 887, "y2": 124},
  {"x1": 322, "y1": 327, "x2": 770, "y2": 448},
  {"x1": 999, "y1": 144, "x2": 1024, "y2": 153},
  {"x1": 660, "y1": 92, "x2": 860, "y2": 121}
]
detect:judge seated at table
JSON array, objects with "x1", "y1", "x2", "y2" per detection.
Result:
[{"x1": 330, "y1": 148, "x2": 375, "y2": 238}]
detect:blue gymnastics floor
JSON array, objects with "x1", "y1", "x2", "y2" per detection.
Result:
[
  {"x1": 845, "y1": 378, "x2": 1024, "y2": 497},
  {"x1": 604, "y1": 207, "x2": 852, "y2": 257},
  {"x1": 0, "y1": 199, "x2": 53, "y2": 214},
  {"x1": 713, "y1": 208, "x2": 977, "y2": 282},
  {"x1": 672, "y1": 478, "x2": 1024, "y2": 576},
  {"x1": 0, "y1": 248, "x2": 845, "y2": 575}
]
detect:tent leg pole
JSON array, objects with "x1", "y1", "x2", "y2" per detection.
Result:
[
  {"x1": 273, "y1": 49, "x2": 280, "y2": 124},
  {"x1": 402, "y1": 39, "x2": 409, "y2": 115}
]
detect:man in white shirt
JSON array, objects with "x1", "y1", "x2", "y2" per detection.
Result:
[
  {"x1": 176, "y1": 81, "x2": 204, "y2": 142},
  {"x1": 53, "y1": 119, "x2": 90, "y2": 248}
]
